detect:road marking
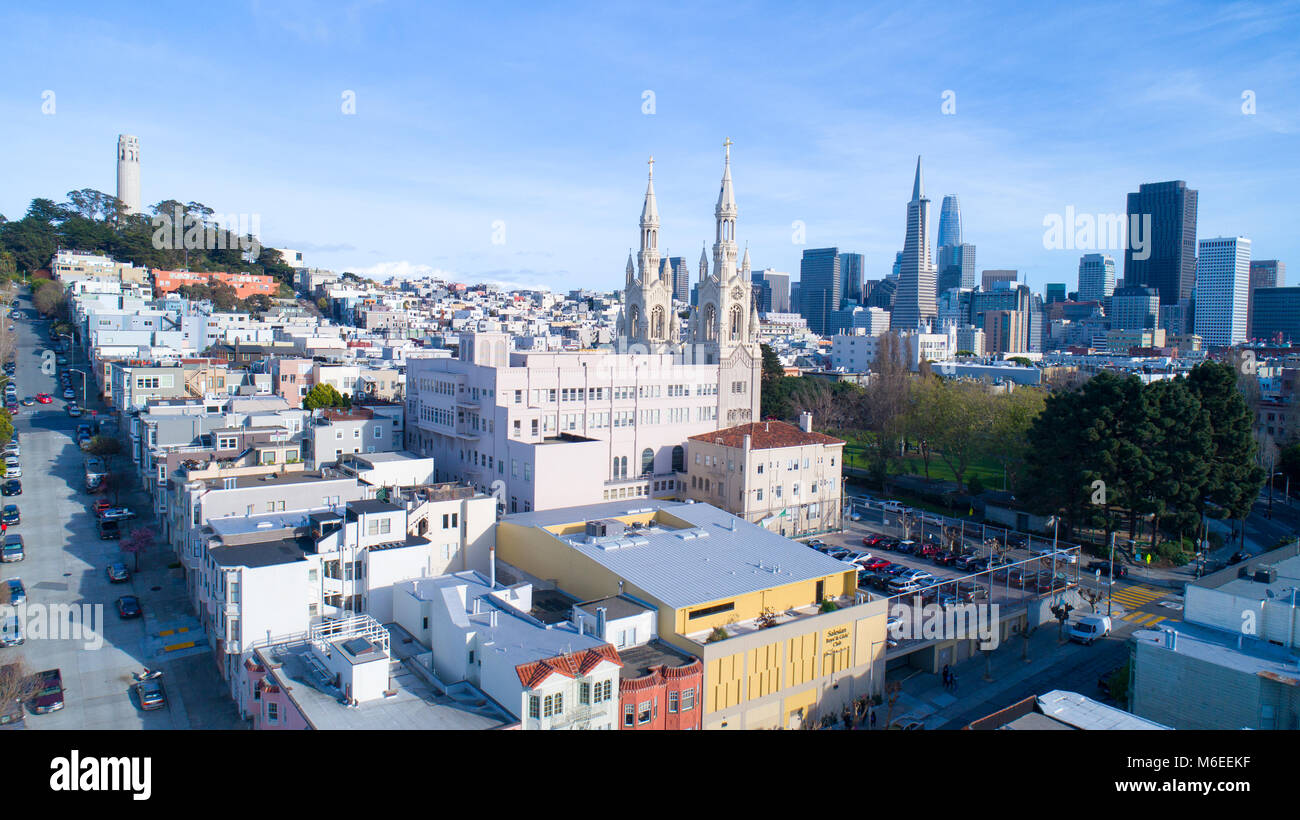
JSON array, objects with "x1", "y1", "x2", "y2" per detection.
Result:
[{"x1": 1109, "y1": 585, "x2": 1166, "y2": 608}]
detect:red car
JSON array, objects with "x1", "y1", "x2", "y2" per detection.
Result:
[
  {"x1": 918, "y1": 543, "x2": 942, "y2": 559},
  {"x1": 861, "y1": 557, "x2": 891, "y2": 571},
  {"x1": 862, "y1": 535, "x2": 885, "y2": 548},
  {"x1": 35, "y1": 394, "x2": 52, "y2": 404}
]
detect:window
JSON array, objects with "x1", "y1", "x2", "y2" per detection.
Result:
[
  {"x1": 267, "y1": 702, "x2": 279, "y2": 723},
  {"x1": 529, "y1": 696, "x2": 540, "y2": 719},
  {"x1": 579, "y1": 682, "x2": 590, "y2": 704},
  {"x1": 638, "y1": 701, "x2": 652, "y2": 724},
  {"x1": 594, "y1": 680, "x2": 612, "y2": 703},
  {"x1": 668, "y1": 691, "x2": 679, "y2": 712},
  {"x1": 624, "y1": 704, "x2": 635, "y2": 727},
  {"x1": 681, "y1": 688, "x2": 696, "y2": 711},
  {"x1": 671, "y1": 445, "x2": 684, "y2": 473},
  {"x1": 641, "y1": 448, "x2": 654, "y2": 476}
]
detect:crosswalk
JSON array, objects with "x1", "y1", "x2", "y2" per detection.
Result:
[
  {"x1": 1109, "y1": 584, "x2": 1166, "y2": 609},
  {"x1": 1107, "y1": 584, "x2": 1176, "y2": 627}
]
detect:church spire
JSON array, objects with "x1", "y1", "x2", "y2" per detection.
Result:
[
  {"x1": 637, "y1": 155, "x2": 661, "y2": 282},
  {"x1": 715, "y1": 138, "x2": 736, "y2": 216},
  {"x1": 699, "y1": 242, "x2": 709, "y2": 281},
  {"x1": 640, "y1": 155, "x2": 659, "y2": 225},
  {"x1": 741, "y1": 244, "x2": 751, "y2": 276},
  {"x1": 712, "y1": 138, "x2": 738, "y2": 280}
]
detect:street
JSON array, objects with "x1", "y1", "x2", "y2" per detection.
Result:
[{"x1": 1, "y1": 289, "x2": 240, "y2": 729}]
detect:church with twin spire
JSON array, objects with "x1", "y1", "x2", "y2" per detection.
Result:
[{"x1": 617, "y1": 141, "x2": 762, "y2": 423}]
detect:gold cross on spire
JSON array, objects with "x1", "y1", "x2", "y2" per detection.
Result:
[{"x1": 723, "y1": 137, "x2": 733, "y2": 159}]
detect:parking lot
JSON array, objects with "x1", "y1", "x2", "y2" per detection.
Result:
[{"x1": 0, "y1": 292, "x2": 241, "y2": 729}]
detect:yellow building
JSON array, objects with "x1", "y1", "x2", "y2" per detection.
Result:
[{"x1": 496, "y1": 499, "x2": 889, "y2": 729}]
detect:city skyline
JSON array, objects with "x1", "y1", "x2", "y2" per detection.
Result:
[{"x1": 1, "y1": 1, "x2": 1297, "y2": 295}]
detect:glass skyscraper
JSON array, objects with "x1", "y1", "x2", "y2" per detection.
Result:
[
  {"x1": 1078, "y1": 253, "x2": 1116, "y2": 303},
  {"x1": 798, "y1": 247, "x2": 841, "y2": 335},
  {"x1": 839, "y1": 253, "x2": 865, "y2": 304},
  {"x1": 1123, "y1": 180, "x2": 1198, "y2": 309}
]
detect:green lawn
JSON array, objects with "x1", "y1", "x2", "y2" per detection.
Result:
[{"x1": 838, "y1": 430, "x2": 1005, "y2": 488}]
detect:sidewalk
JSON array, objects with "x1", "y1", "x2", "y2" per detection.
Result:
[{"x1": 883, "y1": 625, "x2": 1117, "y2": 730}]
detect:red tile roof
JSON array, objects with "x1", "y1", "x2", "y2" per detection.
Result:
[
  {"x1": 515, "y1": 645, "x2": 623, "y2": 689},
  {"x1": 687, "y1": 420, "x2": 844, "y2": 450}
]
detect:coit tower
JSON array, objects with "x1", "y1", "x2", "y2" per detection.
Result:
[{"x1": 116, "y1": 135, "x2": 141, "y2": 214}]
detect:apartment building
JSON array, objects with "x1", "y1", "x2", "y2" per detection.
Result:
[
  {"x1": 405, "y1": 330, "x2": 760, "y2": 513},
  {"x1": 303, "y1": 407, "x2": 401, "y2": 468},
  {"x1": 395, "y1": 571, "x2": 624, "y2": 729},
  {"x1": 685, "y1": 415, "x2": 845, "y2": 537},
  {"x1": 152, "y1": 269, "x2": 278, "y2": 300}
]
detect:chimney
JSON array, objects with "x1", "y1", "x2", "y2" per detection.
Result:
[
  {"x1": 596, "y1": 606, "x2": 607, "y2": 640},
  {"x1": 743, "y1": 433, "x2": 751, "y2": 453},
  {"x1": 489, "y1": 545, "x2": 497, "y2": 589},
  {"x1": 799, "y1": 411, "x2": 813, "y2": 433},
  {"x1": 1164, "y1": 629, "x2": 1177, "y2": 651}
]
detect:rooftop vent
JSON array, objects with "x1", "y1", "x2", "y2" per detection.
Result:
[{"x1": 1255, "y1": 566, "x2": 1278, "y2": 585}]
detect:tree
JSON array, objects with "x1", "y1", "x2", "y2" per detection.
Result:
[
  {"x1": 33, "y1": 279, "x2": 65, "y2": 317},
  {"x1": 927, "y1": 379, "x2": 994, "y2": 494},
  {"x1": 0, "y1": 661, "x2": 39, "y2": 717},
  {"x1": 1186, "y1": 362, "x2": 1266, "y2": 536},
  {"x1": 302, "y1": 382, "x2": 347, "y2": 410},
  {"x1": 86, "y1": 435, "x2": 124, "y2": 474},
  {"x1": 986, "y1": 386, "x2": 1045, "y2": 494},
  {"x1": 121, "y1": 526, "x2": 156, "y2": 572}
]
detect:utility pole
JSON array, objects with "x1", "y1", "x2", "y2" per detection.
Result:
[{"x1": 1107, "y1": 531, "x2": 1116, "y2": 618}]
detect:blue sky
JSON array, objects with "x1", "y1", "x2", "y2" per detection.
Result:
[{"x1": 1, "y1": 0, "x2": 1297, "y2": 293}]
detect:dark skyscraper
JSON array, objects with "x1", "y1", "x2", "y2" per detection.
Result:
[
  {"x1": 1248, "y1": 260, "x2": 1285, "y2": 340},
  {"x1": 839, "y1": 253, "x2": 865, "y2": 304},
  {"x1": 799, "y1": 247, "x2": 841, "y2": 335},
  {"x1": 1123, "y1": 180, "x2": 1198, "y2": 309}
]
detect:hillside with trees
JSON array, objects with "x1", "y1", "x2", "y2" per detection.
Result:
[{"x1": 0, "y1": 191, "x2": 297, "y2": 287}]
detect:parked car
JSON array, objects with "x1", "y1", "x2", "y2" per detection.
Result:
[
  {"x1": 5, "y1": 579, "x2": 24, "y2": 605},
  {"x1": 894, "y1": 539, "x2": 917, "y2": 554},
  {"x1": 1229, "y1": 550, "x2": 1250, "y2": 565},
  {"x1": 99, "y1": 519, "x2": 121, "y2": 540},
  {"x1": 848, "y1": 552, "x2": 875, "y2": 568},
  {"x1": 1, "y1": 480, "x2": 19, "y2": 497},
  {"x1": 97, "y1": 507, "x2": 136, "y2": 522},
  {"x1": 886, "y1": 578, "x2": 924, "y2": 595},
  {"x1": 135, "y1": 677, "x2": 167, "y2": 711},
  {"x1": 826, "y1": 547, "x2": 854, "y2": 561},
  {"x1": 31, "y1": 669, "x2": 64, "y2": 714},
  {"x1": 861, "y1": 557, "x2": 891, "y2": 571},
  {"x1": 67, "y1": 406, "x2": 82, "y2": 417},
  {"x1": 880, "y1": 563, "x2": 908, "y2": 576},
  {"x1": 862, "y1": 535, "x2": 885, "y2": 548},
  {"x1": 898, "y1": 568, "x2": 934, "y2": 583},
  {"x1": 1069, "y1": 615, "x2": 1112, "y2": 645},
  {"x1": 918, "y1": 543, "x2": 941, "y2": 559},
  {"x1": 116, "y1": 595, "x2": 142, "y2": 619},
  {"x1": 34, "y1": 394, "x2": 51, "y2": 404},
  {"x1": 1086, "y1": 560, "x2": 1128, "y2": 579},
  {"x1": 0, "y1": 615, "x2": 22, "y2": 648},
  {"x1": 1, "y1": 505, "x2": 18, "y2": 526},
  {"x1": 107, "y1": 562, "x2": 130, "y2": 583},
  {"x1": 1, "y1": 535, "x2": 23, "y2": 563}
]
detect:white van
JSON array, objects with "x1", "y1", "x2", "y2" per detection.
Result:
[
  {"x1": 881, "y1": 500, "x2": 905, "y2": 513},
  {"x1": 1069, "y1": 615, "x2": 1112, "y2": 645}
]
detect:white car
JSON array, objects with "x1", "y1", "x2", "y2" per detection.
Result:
[
  {"x1": 63, "y1": 388, "x2": 76, "y2": 400},
  {"x1": 849, "y1": 552, "x2": 875, "y2": 568}
]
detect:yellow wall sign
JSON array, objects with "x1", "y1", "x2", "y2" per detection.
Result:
[{"x1": 823, "y1": 625, "x2": 850, "y2": 652}]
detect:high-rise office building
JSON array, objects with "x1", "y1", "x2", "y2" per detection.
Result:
[
  {"x1": 799, "y1": 247, "x2": 841, "y2": 336},
  {"x1": 839, "y1": 253, "x2": 865, "y2": 304},
  {"x1": 662, "y1": 256, "x2": 689, "y2": 303},
  {"x1": 1045, "y1": 283, "x2": 1066, "y2": 304},
  {"x1": 751, "y1": 269, "x2": 791, "y2": 313},
  {"x1": 864, "y1": 278, "x2": 896, "y2": 310},
  {"x1": 1077, "y1": 253, "x2": 1116, "y2": 303},
  {"x1": 1109, "y1": 286, "x2": 1160, "y2": 331},
  {"x1": 981, "y1": 269, "x2": 1017, "y2": 291},
  {"x1": 891, "y1": 252, "x2": 903, "y2": 278},
  {"x1": 936, "y1": 194, "x2": 962, "y2": 259},
  {"x1": 1248, "y1": 260, "x2": 1286, "y2": 340},
  {"x1": 1193, "y1": 236, "x2": 1251, "y2": 346},
  {"x1": 1251, "y1": 287, "x2": 1300, "y2": 344},
  {"x1": 891, "y1": 157, "x2": 936, "y2": 332},
  {"x1": 937, "y1": 243, "x2": 976, "y2": 293},
  {"x1": 1124, "y1": 180, "x2": 1198, "y2": 308}
]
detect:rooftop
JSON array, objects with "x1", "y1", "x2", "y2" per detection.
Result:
[
  {"x1": 1194, "y1": 541, "x2": 1300, "y2": 602},
  {"x1": 197, "y1": 470, "x2": 358, "y2": 491},
  {"x1": 256, "y1": 632, "x2": 510, "y2": 730},
  {"x1": 502, "y1": 500, "x2": 855, "y2": 611},
  {"x1": 209, "y1": 536, "x2": 310, "y2": 569},
  {"x1": 617, "y1": 640, "x2": 699, "y2": 678},
  {"x1": 687, "y1": 420, "x2": 843, "y2": 450},
  {"x1": 1133, "y1": 620, "x2": 1300, "y2": 681}
]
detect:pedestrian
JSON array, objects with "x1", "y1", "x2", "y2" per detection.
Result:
[
  {"x1": 950, "y1": 672, "x2": 958, "y2": 693},
  {"x1": 870, "y1": 709, "x2": 877, "y2": 729},
  {"x1": 942, "y1": 664, "x2": 950, "y2": 690}
]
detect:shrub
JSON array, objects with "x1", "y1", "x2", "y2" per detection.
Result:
[
  {"x1": 706, "y1": 626, "x2": 729, "y2": 643},
  {"x1": 819, "y1": 599, "x2": 838, "y2": 613}
]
